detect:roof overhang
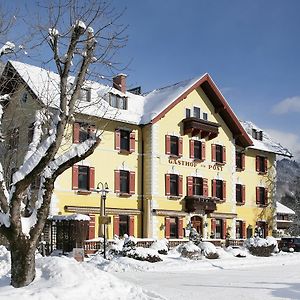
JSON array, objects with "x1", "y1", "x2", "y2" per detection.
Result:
[{"x1": 151, "y1": 74, "x2": 253, "y2": 148}]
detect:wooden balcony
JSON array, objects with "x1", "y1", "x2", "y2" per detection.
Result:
[
  {"x1": 185, "y1": 196, "x2": 217, "y2": 214},
  {"x1": 182, "y1": 117, "x2": 219, "y2": 139}
]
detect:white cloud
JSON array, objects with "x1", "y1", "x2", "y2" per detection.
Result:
[
  {"x1": 265, "y1": 128, "x2": 300, "y2": 161},
  {"x1": 271, "y1": 96, "x2": 300, "y2": 114}
]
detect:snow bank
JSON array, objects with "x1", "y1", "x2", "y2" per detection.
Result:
[{"x1": 0, "y1": 255, "x2": 163, "y2": 300}]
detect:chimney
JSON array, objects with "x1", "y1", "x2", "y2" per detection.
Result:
[{"x1": 113, "y1": 74, "x2": 127, "y2": 93}]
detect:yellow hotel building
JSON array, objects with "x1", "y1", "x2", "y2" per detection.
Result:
[{"x1": 2, "y1": 61, "x2": 292, "y2": 241}]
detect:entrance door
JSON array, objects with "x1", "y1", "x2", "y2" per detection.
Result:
[{"x1": 191, "y1": 216, "x2": 203, "y2": 236}]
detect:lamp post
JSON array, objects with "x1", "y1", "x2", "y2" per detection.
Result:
[{"x1": 96, "y1": 182, "x2": 109, "y2": 259}]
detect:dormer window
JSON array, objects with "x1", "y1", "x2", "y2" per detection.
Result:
[
  {"x1": 79, "y1": 88, "x2": 91, "y2": 102},
  {"x1": 109, "y1": 93, "x2": 127, "y2": 110},
  {"x1": 252, "y1": 129, "x2": 263, "y2": 141}
]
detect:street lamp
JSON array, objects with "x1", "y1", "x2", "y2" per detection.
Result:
[{"x1": 96, "y1": 182, "x2": 109, "y2": 259}]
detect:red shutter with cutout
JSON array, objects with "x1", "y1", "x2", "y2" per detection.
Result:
[
  {"x1": 129, "y1": 216, "x2": 134, "y2": 236},
  {"x1": 264, "y1": 158, "x2": 268, "y2": 173},
  {"x1": 242, "y1": 185, "x2": 246, "y2": 204},
  {"x1": 187, "y1": 176, "x2": 193, "y2": 196},
  {"x1": 114, "y1": 170, "x2": 120, "y2": 193},
  {"x1": 165, "y1": 174, "x2": 171, "y2": 196},
  {"x1": 203, "y1": 178, "x2": 208, "y2": 197},
  {"x1": 242, "y1": 221, "x2": 246, "y2": 239},
  {"x1": 113, "y1": 215, "x2": 119, "y2": 236},
  {"x1": 115, "y1": 130, "x2": 121, "y2": 151},
  {"x1": 222, "y1": 219, "x2": 227, "y2": 239},
  {"x1": 130, "y1": 131, "x2": 135, "y2": 153},
  {"x1": 165, "y1": 135, "x2": 171, "y2": 155},
  {"x1": 72, "y1": 165, "x2": 79, "y2": 190},
  {"x1": 190, "y1": 140, "x2": 194, "y2": 159},
  {"x1": 88, "y1": 214, "x2": 95, "y2": 239},
  {"x1": 129, "y1": 171, "x2": 135, "y2": 195},
  {"x1": 201, "y1": 142, "x2": 206, "y2": 160},
  {"x1": 165, "y1": 217, "x2": 170, "y2": 239},
  {"x1": 212, "y1": 179, "x2": 216, "y2": 197},
  {"x1": 73, "y1": 122, "x2": 80, "y2": 144},
  {"x1": 178, "y1": 217, "x2": 183, "y2": 239},
  {"x1": 256, "y1": 187, "x2": 260, "y2": 204},
  {"x1": 89, "y1": 167, "x2": 95, "y2": 191},
  {"x1": 178, "y1": 175, "x2": 183, "y2": 197},
  {"x1": 211, "y1": 218, "x2": 216, "y2": 235},
  {"x1": 256, "y1": 156, "x2": 260, "y2": 172},
  {"x1": 222, "y1": 146, "x2": 226, "y2": 163},
  {"x1": 265, "y1": 188, "x2": 268, "y2": 205},
  {"x1": 211, "y1": 144, "x2": 216, "y2": 162},
  {"x1": 178, "y1": 137, "x2": 183, "y2": 157},
  {"x1": 242, "y1": 153, "x2": 245, "y2": 170},
  {"x1": 222, "y1": 180, "x2": 226, "y2": 201}
]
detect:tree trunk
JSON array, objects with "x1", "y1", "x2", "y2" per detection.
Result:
[{"x1": 10, "y1": 239, "x2": 36, "y2": 288}]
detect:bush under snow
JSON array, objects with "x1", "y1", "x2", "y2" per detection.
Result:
[
  {"x1": 199, "y1": 241, "x2": 219, "y2": 259},
  {"x1": 178, "y1": 242, "x2": 202, "y2": 260},
  {"x1": 244, "y1": 237, "x2": 277, "y2": 257},
  {"x1": 150, "y1": 239, "x2": 168, "y2": 255}
]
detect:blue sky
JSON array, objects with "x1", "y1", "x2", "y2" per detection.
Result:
[{"x1": 3, "y1": 0, "x2": 300, "y2": 159}]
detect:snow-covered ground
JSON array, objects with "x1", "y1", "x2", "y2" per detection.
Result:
[{"x1": 0, "y1": 245, "x2": 300, "y2": 299}]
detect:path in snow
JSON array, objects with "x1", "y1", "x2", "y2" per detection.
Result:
[{"x1": 115, "y1": 262, "x2": 300, "y2": 299}]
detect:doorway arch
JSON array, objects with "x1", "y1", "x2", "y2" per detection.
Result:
[{"x1": 191, "y1": 216, "x2": 203, "y2": 236}]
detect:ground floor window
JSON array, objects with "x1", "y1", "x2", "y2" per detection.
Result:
[
  {"x1": 215, "y1": 219, "x2": 223, "y2": 239},
  {"x1": 169, "y1": 217, "x2": 178, "y2": 238},
  {"x1": 119, "y1": 215, "x2": 129, "y2": 236}
]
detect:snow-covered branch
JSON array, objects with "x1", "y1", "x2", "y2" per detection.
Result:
[{"x1": 0, "y1": 41, "x2": 15, "y2": 57}]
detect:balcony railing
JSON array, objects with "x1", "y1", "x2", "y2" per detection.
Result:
[
  {"x1": 182, "y1": 117, "x2": 219, "y2": 139},
  {"x1": 185, "y1": 195, "x2": 217, "y2": 213}
]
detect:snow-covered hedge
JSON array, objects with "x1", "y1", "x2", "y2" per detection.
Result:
[
  {"x1": 244, "y1": 237, "x2": 277, "y2": 257},
  {"x1": 199, "y1": 242, "x2": 219, "y2": 259},
  {"x1": 150, "y1": 238, "x2": 168, "y2": 255},
  {"x1": 126, "y1": 247, "x2": 162, "y2": 263},
  {"x1": 178, "y1": 242, "x2": 202, "y2": 260}
]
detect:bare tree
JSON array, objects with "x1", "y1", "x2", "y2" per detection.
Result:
[{"x1": 0, "y1": 0, "x2": 127, "y2": 288}]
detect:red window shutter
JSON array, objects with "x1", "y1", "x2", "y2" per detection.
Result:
[
  {"x1": 189, "y1": 140, "x2": 194, "y2": 159},
  {"x1": 88, "y1": 125, "x2": 96, "y2": 139},
  {"x1": 165, "y1": 135, "x2": 171, "y2": 155},
  {"x1": 72, "y1": 165, "x2": 79, "y2": 190},
  {"x1": 256, "y1": 156, "x2": 260, "y2": 172},
  {"x1": 211, "y1": 144, "x2": 216, "y2": 162},
  {"x1": 129, "y1": 171, "x2": 135, "y2": 195},
  {"x1": 201, "y1": 142, "x2": 206, "y2": 160},
  {"x1": 165, "y1": 174, "x2": 171, "y2": 196},
  {"x1": 129, "y1": 131, "x2": 135, "y2": 153},
  {"x1": 242, "y1": 221, "x2": 246, "y2": 239},
  {"x1": 178, "y1": 175, "x2": 183, "y2": 197},
  {"x1": 203, "y1": 178, "x2": 208, "y2": 197},
  {"x1": 211, "y1": 218, "x2": 216, "y2": 234},
  {"x1": 241, "y1": 153, "x2": 245, "y2": 170},
  {"x1": 165, "y1": 217, "x2": 170, "y2": 239},
  {"x1": 178, "y1": 137, "x2": 183, "y2": 157},
  {"x1": 114, "y1": 170, "x2": 120, "y2": 193},
  {"x1": 256, "y1": 187, "x2": 260, "y2": 204},
  {"x1": 88, "y1": 214, "x2": 95, "y2": 239},
  {"x1": 187, "y1": 176, "x2": 193, "y2": 196},
  {"x1": 222, "y1": 219, "x2": 227, "y2": 239},
  {"x1": 222, "y1": 146, "x2": 226, "y2": 163},
  {"x1": 89, "y1": 167, "x2": 95, "y2": 191},
  {"x1": 113, "y1": 215, "x2": 119, "y2": 236},
  {"x1": 212, "y1": 179, "x2": 216, "y2": 197},
  {"x1": 129, "y1": 215, "x2": 134, "y2": 236},
  {"x1": 242, "y1": 185, "x2": 246, "y2": 204},
  {"x1": 222, "y1": 180, "x2": 226, "y2": 201},
  {"x1": 264, "y1": 158, "x2": 268, "y2": 173},
  {"x1": 178, "y1": 217, "x2": 183, "y2": 239},
  {"x1": 73, "y1": 122, "x2": 80, "y2": 144},
  {"x1": 265, "y1": 188, "x2": 268, "y2": 205},
  {"x1": 115, "y1": 130, "x2": 121, "y2": 151}
]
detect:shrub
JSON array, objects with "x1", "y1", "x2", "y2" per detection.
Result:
[
  {"x1": 126, "y1": 247, "x2": 162, "y2": 263},
  {"x1": 244, "y1": 237, "x2": 276, "y2": 257},
  {"x1": 199, "y1": 241, "x2": 219, "y2": 259},
  {"x1": 179, "y1": 242, "x2": 202, "y2": 260},
  {"x1": 150, "y1": 238, "x2": 169, "y2": 255}
]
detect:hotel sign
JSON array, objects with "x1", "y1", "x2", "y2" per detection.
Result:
[{"x1": 168, "y1": 158, "x2": 224, "y2": 171}]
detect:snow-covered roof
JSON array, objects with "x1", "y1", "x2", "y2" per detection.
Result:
[
  {"x1": 5, "y1": 61, "x2": 291, "y2": 153},
  {"x1": 50, "y1": 213, "x2": 91, "y2": 221},
  {"x1": 240, "y1": 120, "x2": 292, "y2": 157},
  {"x1": 277, "y1": 202, "x2": 295, "y2": 215}
]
